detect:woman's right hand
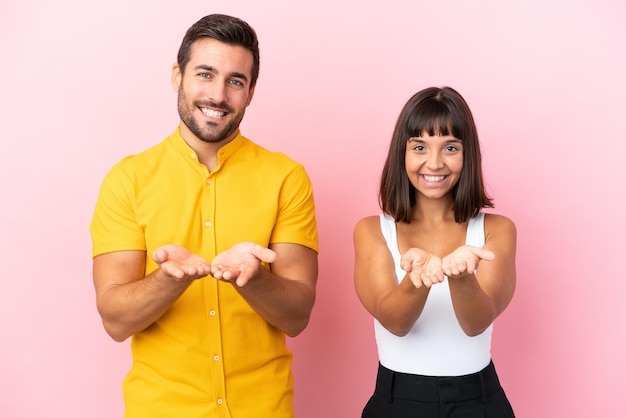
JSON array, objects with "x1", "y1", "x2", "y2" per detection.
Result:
[{"x1": 400, "y1": 248, "x2": 445, "y2": 288}]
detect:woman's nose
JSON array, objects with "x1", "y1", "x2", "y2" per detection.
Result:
[{"x1": 425, "y1": 152, "x2": 444, "y2": 169}]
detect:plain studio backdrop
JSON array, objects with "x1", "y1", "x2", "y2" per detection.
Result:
[{"x1": 1, "y1": 1, "x2": 624, "y2": 417}]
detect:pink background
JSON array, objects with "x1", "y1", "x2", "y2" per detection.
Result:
[{"x1": 1, "y1": 1, "x2": 625, "y2": 417}]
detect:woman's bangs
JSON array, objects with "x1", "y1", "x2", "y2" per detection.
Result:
[{"x1": 406, "y1": 103, "x2": 454, "y2": 138}]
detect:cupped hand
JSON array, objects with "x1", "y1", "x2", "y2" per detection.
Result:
[
  {"x1": 152, "y1": 244, "x2": 211, "y2": 282},
  {"x1": 441, "y1": 245, "x2": 495, "y2": 279},
  {"x1": 211, "y1": 242, "x2": 277, "y2": 287},
  {"x1": 400, "y1": 247, "x2": 444, "y2": 288}
]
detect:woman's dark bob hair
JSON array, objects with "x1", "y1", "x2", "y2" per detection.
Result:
[{"x1": 379, "y1": 86, "x2": 493, "y2": 223}]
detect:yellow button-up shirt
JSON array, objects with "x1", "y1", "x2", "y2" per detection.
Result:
[{"x1": 91, "y1": 128, "x2": 318, "y2": 417}]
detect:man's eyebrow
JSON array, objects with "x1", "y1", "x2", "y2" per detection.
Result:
[
  {"x1": 193, "y1": 64, "x2": 216, "y2": 72},
  {"x1": 193, "y1": 65, "x2": 248, "y2": 82},
  {"x1": 229, "y1": 72, "x2": 249, "y2": 82}
]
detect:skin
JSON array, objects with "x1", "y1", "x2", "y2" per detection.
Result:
[
  {"x1": 93, "y1": 38, "x2": 318, "y2": 342},
  {"x1": 172, "y1": 37, "x2": 255, "y2": 171},
  {"x1": 354, "y1": 134, "x2": 516, "y2": 337}
]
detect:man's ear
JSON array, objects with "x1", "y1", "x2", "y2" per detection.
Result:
[{"x1": 171, "y1": 63, "x2": 182, "y2": 92}]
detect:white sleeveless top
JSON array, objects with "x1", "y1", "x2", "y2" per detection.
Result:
[{"x1": 374, "y1": 212, "x2": 492, "y2": 376}]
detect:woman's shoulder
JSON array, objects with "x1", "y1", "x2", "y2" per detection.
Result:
[
  {"x1": 354, "y1": 215, "x2": 389, "y2": 239},
  {"x1": 483, "y1": 213, "x2": 517, "y2": 236},
  {"x1": 355, "y1": 215, "x2": 381, "y2": 229}
]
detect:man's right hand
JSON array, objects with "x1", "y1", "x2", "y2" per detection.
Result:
[
  {"x1": 93, "y1": 245, "x2": 210, "y2": 341},
  {"x1": 152, "y1": 244, "x2": 212, "y2": 282}
]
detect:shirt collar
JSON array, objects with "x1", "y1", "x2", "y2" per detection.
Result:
[{"x1": 169, "y1": 127, "x2": 246, "y2": 171}]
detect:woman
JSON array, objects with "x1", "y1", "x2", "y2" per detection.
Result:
[{"x1": 354, "y1": 86, "x2": 516, "y2": 417}]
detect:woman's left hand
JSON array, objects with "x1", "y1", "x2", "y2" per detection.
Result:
[{"x1": 441, "y1": 245, "x2": 495, "y2": 279}]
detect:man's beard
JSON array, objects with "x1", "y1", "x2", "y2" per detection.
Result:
[{"x1": 178, "y1": 89, "x2": 245, "y2": 144}]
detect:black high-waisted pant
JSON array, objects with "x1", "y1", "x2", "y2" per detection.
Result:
[{"x1": 362, "y1": 361, "x2": 515, "y2": 418}]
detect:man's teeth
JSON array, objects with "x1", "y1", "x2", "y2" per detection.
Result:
[
  {"x1": 423, "y1": 175, "x2": 445, "y2": 182},
  {"x1": 201, "y1": 108, "x2": 227, "y2": 118}
]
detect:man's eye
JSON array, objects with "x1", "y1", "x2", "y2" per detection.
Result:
[
  {"x1": 199, "y1": 73, "x2": 210, "y2": 78},
  {"x1": 229, "y1": 79, "x2": 244, "y2": 87}
]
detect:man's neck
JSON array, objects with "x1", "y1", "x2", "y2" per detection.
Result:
[{"x1": 178, "y1": 124, "x2": 239, "y2": 171}]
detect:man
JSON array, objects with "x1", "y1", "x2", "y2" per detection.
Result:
[{"x1": 90, "y1": 14, "x2": 318, "y2": 417}]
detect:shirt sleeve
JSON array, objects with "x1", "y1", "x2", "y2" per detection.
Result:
[
  {"x1": 90, "y1": 162, "x2": 147, "y2": 257},
  {"x1": 272, "y1": 163, "x2": 319, "y2": 253}
]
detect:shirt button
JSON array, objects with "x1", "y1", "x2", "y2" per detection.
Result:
[
  {"x1": 205, "y1": 221, "x2": 211, "y2": 227},
  {"x1": 191, "y1": 153, "x2": 197, "y2": 159},
  {"x1": 207, "y1": 178, "x2": 212, "y2": 184},
  {"x1": 209, "y1": 310, "x2": 216, "y2": 317},
  {"x1": 217, "y1": 399, "x2": 223, "y2": 405},
  {"x1": 214, "y1": 355, "x2": 219, "y2": 362}
]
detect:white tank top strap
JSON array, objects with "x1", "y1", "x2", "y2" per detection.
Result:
[{"x1": 466, "y1": 212, "x2": 485, "y2": 247}]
